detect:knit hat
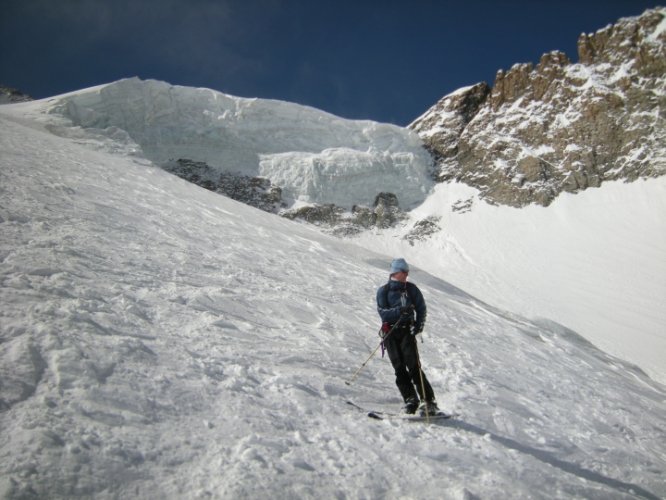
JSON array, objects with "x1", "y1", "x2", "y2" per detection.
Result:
[{"x1": 390, "y1": 258, "x2": 409, "y2": 274}]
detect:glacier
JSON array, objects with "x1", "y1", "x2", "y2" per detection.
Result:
[{"x1": 42, "y1": 77, "x2": 434, "y2": 209}]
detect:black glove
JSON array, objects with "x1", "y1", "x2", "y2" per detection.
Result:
[
  {"x1": 400, "y1": 305, "x2": 415, "y2": 316},
  {"x1": 411, "y1": 324, "x2": 423, "y2": 336}
]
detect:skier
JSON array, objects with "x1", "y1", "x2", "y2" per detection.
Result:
[{"x1": 376, "y1": 258, "x2": 438, "y2": 416}]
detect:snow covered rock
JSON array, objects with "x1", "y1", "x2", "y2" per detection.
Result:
[
  {"x1": 282, "y1": 192, "x2": 407, "y2": 235},
  {"x1": 0, "y1": 85, "x2": 32, "y2": 104},
  {"x1": 410, "y1": 7, "x2": 666, "y2": 207}
]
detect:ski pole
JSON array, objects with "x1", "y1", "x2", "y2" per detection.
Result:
[
  {"x1": 414, "y1": 338, "x2": 430, "y2": 423},
  {"x1": 345, "y1": 322, "x2": 400, "y2": 386}
]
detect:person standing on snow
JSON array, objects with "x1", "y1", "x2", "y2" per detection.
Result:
[{"x1": 376, "y1": 258, "x2": 438, "y2": 416}]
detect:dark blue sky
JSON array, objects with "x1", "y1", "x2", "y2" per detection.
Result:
[{"x1": 0, "y1": 0, "x2": 659, "y2": 125}]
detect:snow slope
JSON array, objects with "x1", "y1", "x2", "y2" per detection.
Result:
[
  {"x1": 1, "y1": 102, "x2": 665, "y2": 499},
  {"x1": 354, "y1": 179, "x2": 666, "y2": 385},
  {"x1": 15, "y1": 80, "x2": 665, "y2": 384}
]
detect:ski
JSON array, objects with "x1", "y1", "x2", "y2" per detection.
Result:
[
  {"x1": 347, "y1": 401, "x2": 456, "y2": 422},
  {"x1": 347, "y1": 400, "x2": 400, "y2": 417},
  {"x1": 368, "y1": 411, "x2": 454, "y2": 422}
]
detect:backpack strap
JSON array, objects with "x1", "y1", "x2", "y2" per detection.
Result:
[{"x1": 383, "y1": 281, "x2": 416, "y2": 308}]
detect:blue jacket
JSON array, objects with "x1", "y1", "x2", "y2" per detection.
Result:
[{"x1": 376, "y1": 280, "x2": 427, "y2": 333}]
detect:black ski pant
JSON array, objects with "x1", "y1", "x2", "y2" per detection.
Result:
[{"x1": 384, "y1": 327, "x2": 435, "y2": 403}]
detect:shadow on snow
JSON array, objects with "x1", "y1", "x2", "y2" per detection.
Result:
[{"x1": 436, "y1": 418, "x2": 661, "y2": 500}]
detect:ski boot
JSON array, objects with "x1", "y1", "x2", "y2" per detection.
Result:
[
  {"x1": 419, "y1": 400, "x2": 439, "y2": 417},
  {"x1": 403, "y1": 397, "x2": 420, "y2": 415}
]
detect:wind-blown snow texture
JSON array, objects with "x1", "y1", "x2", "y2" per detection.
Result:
[{"x1": 1, "y1": 96, "x2": 665, "y2": 498}]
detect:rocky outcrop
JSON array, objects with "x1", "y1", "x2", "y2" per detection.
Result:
[
  {"x1": 403, "y1": 216, "x2": 442, "y2": 246},
  {"x1": 164, "y1": 158, "x2": 408, "y2": 233},
  {"x1": 410, "y1": 8, "x2": 666, "y2": 207},
  {"x1": 282, "y1": 192, "x2": 407, "y2": 235},
  {"x1": 0, "y1": 85, "x2": 33, "y2": 104},
  {"x1": 410, "y1": 82, "x2": 490, "y2": 180},
  {"x1": 164, "y1": 159, "x2": 283, "y2": 213}
]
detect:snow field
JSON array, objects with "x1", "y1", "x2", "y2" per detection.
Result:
[
  {"x1": 355, "y1": 178, "x2": 666, "y2": 385},
  {"x1": 1, "y1": 111, "x2": 665, "y2": 499}
]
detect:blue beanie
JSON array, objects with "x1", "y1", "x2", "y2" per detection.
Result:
[{"x1": 390, "y1": 258, "x2": 409, "y2": 274}]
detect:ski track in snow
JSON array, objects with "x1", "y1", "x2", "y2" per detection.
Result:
[{"x1": 1, "y1": 108, "x2": 665, "y2": 499}]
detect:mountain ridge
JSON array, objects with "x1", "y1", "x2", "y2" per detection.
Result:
[
  {"x1": 410, "y1": 7, "x2": 666, "y2": 207},
  {"x1": 6, "y1": 9, "x2": 663, "y2": 222}
]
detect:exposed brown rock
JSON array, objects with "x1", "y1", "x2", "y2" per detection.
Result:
[{"x1": 410, "y1": 8, "x2": 666, "y2": 207}]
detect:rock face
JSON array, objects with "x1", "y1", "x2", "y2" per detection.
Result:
[
  {"x1": 410, "y1": 8, "x2": 666, "y2": 207},
  {"x1": 164, "y1": 159, "x2": 283, "y2": 213},
  {"x1": 282, "y1": 192, "x2": 407, "y2": 236}
]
